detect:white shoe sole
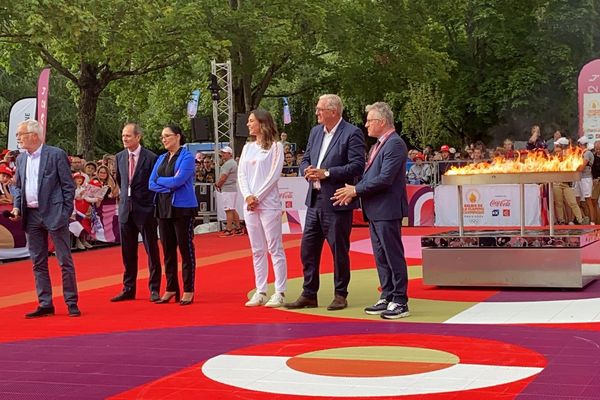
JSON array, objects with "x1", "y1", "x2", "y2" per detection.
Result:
[
  {"x1": 245, "y1": 301, "x2": 265, "y2": 307},
  {"x1": 364, "y1": 309, "x2": 387, "y2": 315},
  {"x1": 381, "y1": 311, "x2": 410, "y2": 320},
  {"x1": 265, "y1": 301, "x2": 283, "y2": 308}
]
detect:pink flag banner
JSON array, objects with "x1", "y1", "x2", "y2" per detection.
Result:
[
  {"x1": 36, "y1": 68, "x2": 51, "y2": 142},
  {"x1": 578, "y1": 59, "x2": 600, "y2": 142}
]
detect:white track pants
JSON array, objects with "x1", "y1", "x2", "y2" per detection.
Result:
[{"x1": 243, "y1": 208, "x2": 287, "y2": 294}]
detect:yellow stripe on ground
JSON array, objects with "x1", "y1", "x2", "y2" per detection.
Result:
[{"x1": 296, "y1": 346, "x2": 459, "y2": 364}]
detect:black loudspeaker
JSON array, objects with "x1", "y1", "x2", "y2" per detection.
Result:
[
  {"x1": 191, "y1": 116, "x2": 210, "y2": 141},
  {"x1": 235, "y1": 113, "x2": 249, "y2": 137}
]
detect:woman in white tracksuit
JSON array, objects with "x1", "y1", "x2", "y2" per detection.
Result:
[{"x1": 238, "y1": 109, "x2": 287, "y2": 307}]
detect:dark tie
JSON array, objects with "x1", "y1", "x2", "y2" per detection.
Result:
[{"x1": 128, "y1": 153, "x2": 136, "y2": 181}]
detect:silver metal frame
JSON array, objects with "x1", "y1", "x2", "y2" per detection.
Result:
[
  {"x1": 442, "y1": 171, "x2": 581, "y2": 236},
  {"x1": 422, "y1": 244, "x2": 600, "y2": 288},
  {"x1": 211, "y1": 60, "x2": 234, "y2": 177},
  {"x1": 421, "y1": 170, "x2": 600, "y2": 288}
]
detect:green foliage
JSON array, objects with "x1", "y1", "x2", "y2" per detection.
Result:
[
  {"x1": 2, "y1": 0, "x2": 600, "y2": 155},
  {"x1": 402, "y1": 83, "x2": 446, "y2": 149},
  {"x1": 1, "y1": 0, "x2": 224, "y2": 158}
]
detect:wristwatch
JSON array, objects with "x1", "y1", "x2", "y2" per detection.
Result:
[{"x1": 324, "y1": 169, "x2": 330, "y2": 178}]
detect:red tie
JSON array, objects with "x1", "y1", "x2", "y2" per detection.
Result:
[
  {"x1": 366, "y1": 141, "x2": 381, "y2": 169},
  {"x1": 128, "y1": 153, "x2": 136, "y2": 181}
]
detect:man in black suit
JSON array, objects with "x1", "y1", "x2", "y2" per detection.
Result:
[
  {"x1": 332, "y1": 102, "x2": 410, "y2": 319},
  {"x1": 111, "y1": 123, "x2": 162, "y2": 302},
  {"x1": 10, "y1": 119, "x2": 80, "y2": 318},
  {"x1": 285, "y1": 94, "x2": 365, "y2": 311}
]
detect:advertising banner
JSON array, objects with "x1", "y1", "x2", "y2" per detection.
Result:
[
  {"x1": 7, "y1": 97, "x2": 36, "y2": 150},
  {"x1": 434, "y1": 184, "x2": 542, "y2": 226},
  {"x1": 215, "y1": 177, "x2": 309, "y2": 233},
  {"x1": 36, "y1": 68, "x2": 51, "y2": 142}
]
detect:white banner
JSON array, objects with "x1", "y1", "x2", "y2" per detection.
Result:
[
  {"x1": 7, "y1": 97, "x2": 37, "y2": 150},
  {"x1": 583, "y1": 93, "x2": 600, "y2": 143},
  {"x1": 215, "y1": 177, "x2": 309, "y2": 233},
  {"x1": 435, "y1": 184, "x2": 542, "y2": 226}
]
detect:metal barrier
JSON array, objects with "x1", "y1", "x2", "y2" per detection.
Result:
[
  {"x1": 410, "y1": 160, "x2": 479, "y2": 188},
  {"x1": 194, "y1": 182, "x2": 217, "y2": 224}
]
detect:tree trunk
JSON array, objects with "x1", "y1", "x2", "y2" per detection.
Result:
[
  {"x1": 76, "y1": 62, "x2": 104, "y2": 160},
  {"x1": 77, "y1": 86, "x2": 100, "y2": 160}
]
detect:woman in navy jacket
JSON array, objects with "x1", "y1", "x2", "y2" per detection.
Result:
[{"x1": 149, "y1": 124, "x2": 198, "y2": 305}]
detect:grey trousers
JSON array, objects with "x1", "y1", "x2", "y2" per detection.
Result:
[{"x1": 25, "y1": 208, "x2": 78, "y2": 308}]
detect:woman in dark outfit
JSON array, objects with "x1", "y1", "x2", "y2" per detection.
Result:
[{"x1": 149, "y1": 125, "x2": 198, "y2": 305}]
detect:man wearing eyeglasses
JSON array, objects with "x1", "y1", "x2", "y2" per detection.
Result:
[
  {"x1": 331, "y1": 102, "x2": 410, "y2": 319},
  {"x1": 110, "y1": 123, "x2": 162, "y2": 303},
  {"x1": 10, "y1": 120, "x2": 81, "y2": 318},
  {"x1": 285, "y1": 94, "x2": 365, "y2": 311}
]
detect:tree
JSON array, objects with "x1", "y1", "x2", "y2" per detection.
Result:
[
  {"x1": 0, "y1": 0, "x2": 223, "y2": 159},
  {"x1": 402, "y1": 83, "x2": 446, "y2": 149}
]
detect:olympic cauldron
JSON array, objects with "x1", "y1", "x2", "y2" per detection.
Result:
[{"x1": 421, "y1": 150, "x2": 600, "y2": 288}]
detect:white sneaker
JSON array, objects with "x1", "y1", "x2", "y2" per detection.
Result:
[
  {"x1": 265, "y1": 293, "x2": 285, "y2": 308},
  {"x1": 245, "y1": 292, "x2": 267, "y2": 307}
]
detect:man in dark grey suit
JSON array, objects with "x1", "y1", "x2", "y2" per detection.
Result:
[
  {"x1": 332, "y1": 102, "x2": 410, "y2": 319},
  {"x1": 110, "y1": 123, "x2": 162, "y2": 302},
  {"x1": 285, "y1": 94, "x2": 365, "y2": 311},
  {"x1": 10, "y1": 119, "x2": 80, "y2": 318}
]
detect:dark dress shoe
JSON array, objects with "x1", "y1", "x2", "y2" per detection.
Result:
[
  {"x1": 180, "y1": 292, "x2": 194, "y2": 306},
  {"x1": 149, "y1": 291, "x2": 160, "y2": 302},
  {"x1": 68, "y1": 304, "x2": 81, "y2": 317},
  {"x1": 25, "y1": 306, "x2": 55, "y2": 319},
  {"x1": 110, "y1": 291, "x2": 135, "y2": 302},
  {"x1": 327, "y1": 295, "x2": 348, "y2": 311},
  {"x1": 284, "y1": 295, "x2": 318, "y2": 309}
]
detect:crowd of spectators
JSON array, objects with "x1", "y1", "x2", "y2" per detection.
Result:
[
  {"x1": 0, "y1": 150, "x2": 123, "y2": 251},
  {"x1": 3, "y1": 124, "x2": 599, "y2": 242}
]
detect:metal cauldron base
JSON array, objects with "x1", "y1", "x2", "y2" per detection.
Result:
[{"x1": 421, "y1": 228, "x2": 600, "y2": 288}]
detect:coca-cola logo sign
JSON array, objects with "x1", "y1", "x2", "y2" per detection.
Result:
[{"x1": 490, "y1": 199, "x2": 511, "y2": 207}]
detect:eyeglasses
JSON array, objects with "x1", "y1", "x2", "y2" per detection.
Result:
[
  {"x1": 315, "y1": 107, "x2": 334, "y2": 112},
  {"x1": 366, "y1": 118, "x2": 382, "y2": 123},
  {"x1": 16, "y1": 131, "x2": 33, "y2": 137},
  {"x1": 160, "y1": 134, "x2": 176, "y2": 140}
]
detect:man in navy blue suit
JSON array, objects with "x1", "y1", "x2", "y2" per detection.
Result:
[
  {"x1": 332, "y1": 102, "x2": 410, "y2": 319},
  {"x1": 285, "y1": 94, "x2": 365, "y2": 311}
]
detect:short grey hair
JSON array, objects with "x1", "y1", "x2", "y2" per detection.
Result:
[
  {"x1": 17, "y1": 119, "x2": 42, "y2": 135},
  {"x1": 124, "y1": 122, "x2": 143, "y2": 136},
  {"x1": 319, "y1": 94, "x2": 344, "y2": 114},
  {"x1": 365, "y1": 102, "x2": 394, "y2": 127}
]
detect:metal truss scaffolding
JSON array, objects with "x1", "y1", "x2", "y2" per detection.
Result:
[{"x1": 211, "y1": 60, "x2": 234, "y2": 176}]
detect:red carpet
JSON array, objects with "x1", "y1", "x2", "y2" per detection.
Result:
[{"x1": 1, "y1": 227, "x2": 600, "y2": 399}]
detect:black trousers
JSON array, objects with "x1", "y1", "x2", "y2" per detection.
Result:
[
  {"x1": 300, "y1": 204, "x2": 353, "y2": 299},
  {"x1": 120, "y1": 215, "x2": 161, "y2": 295},
  {"x1": 157, "y1": 216, "x2": 196, "y2": 293}
]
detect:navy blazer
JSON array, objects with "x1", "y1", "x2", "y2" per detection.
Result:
[
  {"x1": 115, "y1": 147, "x2": 158, "y2": 226},
  {"x1": 13, "y1": 145, "x2": 75, "y2": 231},
  {"x1": 356, "y1": 133, "x2": 408, "y2": 221},
  {"x1": 300, "y1": 119, "x2": 365, "y2": 211}
]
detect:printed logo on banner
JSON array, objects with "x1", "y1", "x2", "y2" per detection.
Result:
[
  {"x1": 280, "y1": 191, "x2": 293, "y2": 210},
  {"x1": 463, "y1": 189, "x2": 484, "y2": 220},
  {"x1": 492, "y1": 209, "x2": 499, "y2": 216},
  {"x1": 503, "y1": 209, "x2": 511, "y2": 216}
]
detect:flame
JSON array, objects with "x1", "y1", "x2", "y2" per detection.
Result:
[{"x1": 446, "y1": 148, "x2": 584, "y2": 175}]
